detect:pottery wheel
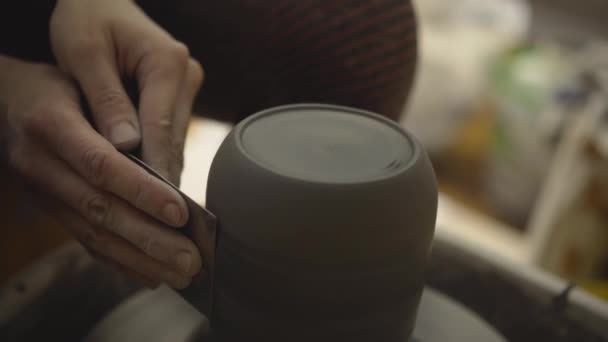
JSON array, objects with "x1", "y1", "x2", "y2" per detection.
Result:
[{"x1": 85, "y1": 286, "x2": 506, "y2": 342}]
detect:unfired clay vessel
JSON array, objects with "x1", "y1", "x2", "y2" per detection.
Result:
[{"x1": 206, "y1": 104, "x2": 437, "y2": 341}]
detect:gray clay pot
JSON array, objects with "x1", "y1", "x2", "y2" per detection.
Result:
[{"x1": 206, "y1": 104, "x2": 437, "y2": 341}]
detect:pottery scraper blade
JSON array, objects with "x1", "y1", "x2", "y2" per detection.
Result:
[{"x1": 124, "y1": 152, "x2": 217, "y2": 317}]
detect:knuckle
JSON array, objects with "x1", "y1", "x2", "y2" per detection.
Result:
[
  {"x1": 81, "y1": 148, "x2": 111, "y2": 186},
  {"x1": 141, "y1": 118, "x2": 173, "y2": 142},
  {"x1": 170, "y1": 140, "x2": 185, "y2": 171},
  {"x1": 82, "y1": 192, "x2": 111, "y2": 227},
  {"x1": 188, "y1": 59, "x2": 205, "y2": 91},
  {"x1": 67, "y1": 38, "x2": 103, "y2": 60},
  {"x1": 166, "y1": 41, "x2": 190, "y2": 63},
  {"x1": 80, "y1": 226, "x2": 105, "y2": 251},
  {"x1": 92, "y1": 88, "x2": 130, "y2": 112},
  {"x1": 21, "y1": 107, "x2": 57, "y2": 134},
  {"x1": 135, "y1": 235, "x2": 156, "y2": 255},
  {"x1": 154, "y1": 41, "x2": 189, "y2": 76},
  {"x1": 132, "y1": 171, "x2": 155, "y2": 209},
  {"x1": 142, "y1": 116, "x2": 173, "y2": 130}
]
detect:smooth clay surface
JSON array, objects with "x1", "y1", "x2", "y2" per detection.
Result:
[{"x1": 240, "y1": 107, "x2": 414, "y2": 183}]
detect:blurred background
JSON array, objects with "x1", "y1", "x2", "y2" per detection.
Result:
[
  {"x1": 403, "y1": 0, "x2": 608, "y2": 300},
  {"x1": 1, "y1": 0, "x2": 607, "y2": 304}
]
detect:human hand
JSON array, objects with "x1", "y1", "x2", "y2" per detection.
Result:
[
  {"x1": 0, "y1": 56, "x2": 201, "y2": 288},
  {"x1": 50, "y1": 0, "x2": 204, "y2": 184}
]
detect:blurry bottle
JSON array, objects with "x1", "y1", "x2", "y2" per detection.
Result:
[{"x1": 483, "y1": 44, "x2": 574, "y2": 228}]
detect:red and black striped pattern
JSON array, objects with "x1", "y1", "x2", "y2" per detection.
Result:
[{"x1": 144, "y1": 0, "x2": 418, "y2": 121}]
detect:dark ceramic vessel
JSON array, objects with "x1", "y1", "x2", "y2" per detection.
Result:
[{"x1": 206, "y1": 104, "x2": 437, "y2": 341}]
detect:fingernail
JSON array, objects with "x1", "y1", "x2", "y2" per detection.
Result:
[
  {"x1": 162, "y1": 202, "x2": 184, "y2": 226},
  {"x1": 109, "y1": 121, "x2": 139, "y2": 149},
  {"x1": 175, "y1": 251, "x2": 193, "y2": 274}
]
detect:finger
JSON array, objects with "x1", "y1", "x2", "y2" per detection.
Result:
[
  {"x1": 82, "y1": 224, "x2": 191, "y2": 289},
  {"x1": 27, "y1": 104, "x2": 188, "y2": 227},
  {"x1": 64, "y1": 47, "x2": 141, "y2": 151},
  {"x1": 34, "y1": 189, "x2": 159, "y2": 289},
  {"x1": 169, "y1": 58, "x2": 204, "y2": 185},
  {"x1": 136, "y1": 41, "x2": 190, "y2": 178},
  {"x1": 106, "y1": 198, "x2": 202, "y2": 277},
  {"x1": 28, "y1": 180, "x2": 191, "y2": 289},
  {"x1": 11, "y1": 143, "x2": 201, "y2": 276},
  {"x1": 76, "y1": 220, "x2": 192, "y2": 289}
]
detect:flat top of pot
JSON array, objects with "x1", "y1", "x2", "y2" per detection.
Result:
[{"x1": 238, "y1": 104, "x2": 416, "y2": 184}]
